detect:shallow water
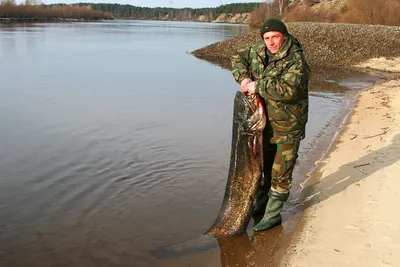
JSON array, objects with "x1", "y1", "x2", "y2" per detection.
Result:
[{"x1": 0, "y1": 20, "x2": 381, "y2": 267}]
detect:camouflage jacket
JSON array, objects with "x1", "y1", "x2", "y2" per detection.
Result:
[{"x1": 231, "y1": 35, "x2": 310, "y2": 144}]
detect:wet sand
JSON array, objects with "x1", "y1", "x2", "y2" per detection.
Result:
[{"x1": 280, "y1": 58, "x2": 400, "y2": 267}]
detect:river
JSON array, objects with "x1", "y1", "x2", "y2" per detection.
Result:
[{"x1": 0, "y1": 20, "x2": 380, "y2": 267}]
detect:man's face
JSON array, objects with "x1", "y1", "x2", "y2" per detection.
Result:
[{"x1": 263, "y1": 31, "x2": 287, "y2": 54}]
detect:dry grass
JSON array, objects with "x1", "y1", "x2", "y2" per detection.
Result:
[
  {"x1": 0, "y1": 3, "x2": 114, "y2": 20},
  {"x1": 339, "y1": 0, "x2": 400, "y2": 26},
  {"x1": 284, "y1": 0, "x2": 400, "y2": 26},
  {"x1": 285, "y1": 6, "x2": 332, "y2": 23}
]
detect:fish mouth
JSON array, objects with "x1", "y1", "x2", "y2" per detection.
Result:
[
  {"x1": 242, "y1": 94, "x2": 266, "y2": 134},
  {"x1": 248, "y1": 113, "x2": 266, "y2": 133}
]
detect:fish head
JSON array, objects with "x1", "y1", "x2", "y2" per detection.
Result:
[{"x1": 235, "y1": 92, "x2": 266, "y2": 135}]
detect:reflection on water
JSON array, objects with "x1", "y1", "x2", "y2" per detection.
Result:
[
  {"x1": 0, "y1": 20, "x2": 383, "y2": 267},
  {"x1": 150, "y1": 213, "x2": 304, "y2": 267}
]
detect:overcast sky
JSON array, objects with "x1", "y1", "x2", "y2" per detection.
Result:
[{"x1": 35, "y1": 0, "x2": 265, "y2": 8}]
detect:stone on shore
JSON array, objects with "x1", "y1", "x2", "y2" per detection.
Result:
[{"x1": 191, "y1": 22, "x2": 400, "y2": 67}]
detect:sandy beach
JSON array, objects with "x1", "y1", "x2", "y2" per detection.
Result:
[{"x1": 281, "y1": 58, "x2": 400, "y2": 267}]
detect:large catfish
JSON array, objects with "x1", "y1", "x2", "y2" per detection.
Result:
[
  {"x1": 151, "y1": 91, "x2": 266, "y2": 258},
  {"x1": 205, "y1": 91, "x2": 266, "y2": 237}
]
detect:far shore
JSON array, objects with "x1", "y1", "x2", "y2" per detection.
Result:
[
  {"x1": 0, "y1": 18, "x2": 111, "y2": 22},
  {"x1": 0, "y1": 4, "x2": 114, "y2": 21}
]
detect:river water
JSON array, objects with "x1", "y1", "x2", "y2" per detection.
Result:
[{"x1": 0, "y1": 20, "x2": 380, "y2": 267}]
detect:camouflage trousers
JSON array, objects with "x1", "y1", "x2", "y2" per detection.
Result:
[{"x1": 262, "y1": 125, "x2": 301, "y2": 194}]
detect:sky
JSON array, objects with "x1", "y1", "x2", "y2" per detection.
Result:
[{"x1": 35, "y1": 0, "x2": 265, "y2": 8}]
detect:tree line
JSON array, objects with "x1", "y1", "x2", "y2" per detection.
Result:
[
  {"x1": 71, "y1": 2, "x2": 261, "y2": 20},
  {"x1": 0, "y1": 0, "x2": 114, "y2": 20}
]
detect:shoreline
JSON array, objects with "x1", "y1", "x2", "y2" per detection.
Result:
[
  {"x1": 190, "y1": 22, "x2": 400, "y2": 266},
  {"x1": 280, "y1": 58, "x2": 400, "y2": 267},
  {"x1": 288, "y1": 66, "x2": 385, "y2": 198},
  {"x1": 301, "y1": 65, "x2": 400, "y2": 189}
]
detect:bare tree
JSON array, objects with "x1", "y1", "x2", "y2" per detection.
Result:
[
  {"x1": 248, "y1": 2, "x2": 277, "y2": 27},
  {"x1": 274, "y1": 0, "x2": 289, "y2": 17},
  {"x1": 25, "y1": 0, "x2": 42, "y2": 5},
  {"x1": 1, "y1": 0, "x2": 16, "y2": 5}
]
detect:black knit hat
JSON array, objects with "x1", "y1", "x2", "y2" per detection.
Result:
[{"x1": 260, "y1": 19, "x2": 289, "y2": 38}]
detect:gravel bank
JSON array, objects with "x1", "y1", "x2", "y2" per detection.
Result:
[{"x1": 191, "y1": 22, "x2": 400, "y2": 67}]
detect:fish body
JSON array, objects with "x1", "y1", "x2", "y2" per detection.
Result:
[{"x1": 205, "y1": 91, "x2": 266, "y2": 237}]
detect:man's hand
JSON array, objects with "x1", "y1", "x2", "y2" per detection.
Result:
[
  {"x1": 246, "y1": 81, "x2": 256, "y2": 95},
  {"x1": 240, "y1": 78, "x2": 252, "y2": 93}
]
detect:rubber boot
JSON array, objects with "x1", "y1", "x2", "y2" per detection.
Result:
[
  {"x1": 253, "y1": 189, "x2": 289, "y2": 232},
  {"x1": 252, "y1": 182, "x2": 270, "y2": 216}
]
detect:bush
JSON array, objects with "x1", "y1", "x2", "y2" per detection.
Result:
[
  {"x1": 284, "y1": 6, "x2": 327, "y2": 23},
  {"x1": 0, "y1": 3, "x2": 114, "y2": 20},
  {"x1": 248, "y1": 2, "x2": 279, "y2": 27},
  {"x1": 303, "y1": 0, "x2": 317, "y2": 7}
]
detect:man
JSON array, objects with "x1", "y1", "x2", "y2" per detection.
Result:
[{"x1": 231, "y1": 19, "x2": 310, "y2": 231}]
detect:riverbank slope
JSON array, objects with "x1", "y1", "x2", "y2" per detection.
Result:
[{"x1": 191, "y1": 22, "x2": 400, "y2": 67}]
